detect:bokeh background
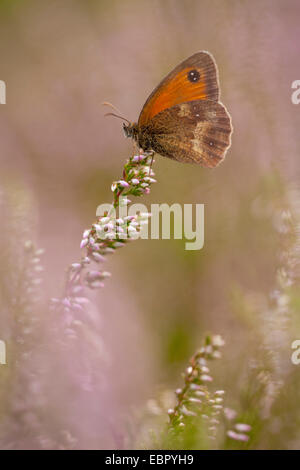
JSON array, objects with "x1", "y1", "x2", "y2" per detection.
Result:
[{"x1": 0, "y1": 0, "x2": 300, "y2": 449}]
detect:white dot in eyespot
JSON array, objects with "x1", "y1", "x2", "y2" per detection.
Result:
[
  {"x1": 209, "y1": 142, "x2": 213, "y2": 146},
  {"x1": 188, "y1": 69, "x2": 201, "y2": 82}
]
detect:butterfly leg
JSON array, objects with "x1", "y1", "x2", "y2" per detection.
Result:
[{"x1": 149, "y1": 152, "x2": 154, "y2": 171}]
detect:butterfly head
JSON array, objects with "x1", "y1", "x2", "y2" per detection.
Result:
[
  {"x1": 123, "y1": 122, "x2": 139, "y2": 141},
  {"x1": 103, "y1": 103, "x2": 138, "y2": 141}
]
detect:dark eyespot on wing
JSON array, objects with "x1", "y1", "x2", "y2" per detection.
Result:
[
  {"x1": 138, "y1": 51, "x2": 220, "y2": 126},
  {"x1": 188, "y1": 69, "x2": 201, "y2": 83}
]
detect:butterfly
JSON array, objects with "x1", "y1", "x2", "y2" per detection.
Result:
[{"x1": 108, "y1": 52, "x2": 232, "y2": 168}]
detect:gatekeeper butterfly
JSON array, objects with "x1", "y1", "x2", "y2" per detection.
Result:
[{"x1": 108, "y1": 51, "x2": 232, "y2": 167}]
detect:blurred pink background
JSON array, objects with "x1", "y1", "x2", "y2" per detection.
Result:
[{"x1": 0, "y1": 0, "x2": 300, "y2": 449}]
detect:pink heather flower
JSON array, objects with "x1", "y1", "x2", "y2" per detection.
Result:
[
  {"x1": 190, "y1": 384, "x2": 205, "y2": 395},
  {"x1": 118, "y1": 180, "x2": 129, "y2": 188},
  {"x1": 101, "y1": 271, "x2": 111, "y2": 278},
  {"x1": 235, "y1": 423, "x2": 252, "y2": 432},
  {"x1": 112, "y1": 242, "x2": 125, "y2": 248},
  {"x1": 215, "y1": 390, "x2": 225, "y2": 396},
  {"x1": 80, "y1": 238, "x2": 88, "y2": 249},
  {"x1": 127, "y1": 225, "x2": 138, "y2": 235},
  {"x1": 92, "y1": 224, "x2": 102, "y2": 232},
  {"x1": 212, "y1": 404, "x2": 223, "y2": 410},
  {"x1": 190, "y1": 385, "x2": 203, "y2": 394},
  {"x1": 35, "y1": 248, "x2": 45, "y2": 256},
  {"x1": 227, "y1": 430, "x2": 249, "y2": 442},
  {"x1": 34, "y1": 265, "x2": 44, "y2": 272},
  {"x1": 132, "y1": 155, "x2": 145, "y2": 162},
  {"x1": 188, "y1": 398, "x2": 202, "y2": 404},
  {"x1": 91, "y1": 243, "x2": 100, "y2": 251},
  {"x1": 71, "y1": 303, "x2": 84, "y2": 313},
  {"x1": 74, "y1": 297, "x2": 90, "y2": 304},
  {"x1": 215, "y1": 398, "x2": 223, "y2": 404},
  {"x1": 82, "y1": 229, "x2": 91, "y2": 239},
  {"x1": 224, "y1": 407, "x2": 238, "y2": 421},
  {"x1": 90, "y1": 281, "x2": 104, "y2": 289},
  {"x1": 104, "y1": 222, "x2": 115, "y2": 231},
  {"x1": 91, "y1": 252, "x2": 106, "y2": 262},
  {"x1": 200, "y1": 374, "x2": 213, "y2": 382},
  {"x1": 86, "y1": 270, "x2": 102, "y2": 280},
  {"x1": 131, "y1": 178, "x2": 139, "y2": 185},
  {"x1": 198, "y1": 357, "x2": 207, "y2": 366},
  {"x1": 181, "y1": 405, "x2": 197, "y2": 417},
  {"x1": 102, "y1": 247, "x2": 115, "y2": 254},
  {"x1": 99, "y1": 217, "x2": 110, "y2": 224},
  {"x1": 104, "y1": 232, "x2": 115, "y2": 240},
  {"x1": 212, "y1": 335, "x2": 225, "y2": 347},
  {"x1": 210, "y1": 418, "x2": 220, "y2": 425},
  {"x1": 143, "y1": 177, "x2": 157, "y2": 183},
  {"x1": 71, "y1": 286, "x2": 85, "y2": 295},
  {"x1": 62, "y1": 298, "x2": 72, "y2": 308},
  {"x1": 119, "y1": 197, "x2": 131, "y2": 206}
]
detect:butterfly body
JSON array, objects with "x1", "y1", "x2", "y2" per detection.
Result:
[{"x1": 123, "y1": 51, "x2": 232, "y2": 168}]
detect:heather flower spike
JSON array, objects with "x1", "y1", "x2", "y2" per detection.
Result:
[
  {"x1": 53, "y1": 151, "x2": 156, "y2": 315},
  {"x1": 168, "y1": 335, "x2": 225, "y2": 441}
]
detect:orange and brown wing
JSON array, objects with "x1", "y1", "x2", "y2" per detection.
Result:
[
  {"x1": 138, "y1": 51, "x2": 219, "y2": 127},
  {"x1": 140, "y1": 100, "x2": 232, "y2": 167}
]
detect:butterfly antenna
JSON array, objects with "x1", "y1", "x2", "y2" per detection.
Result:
[
  {"x1": 102, "y1": 102, "x2": 131, "y2": 124},
  {"x1": 102, "y1": 101, "x2": 123, "y2": 115},
  {"x1": 104, "y1": 112, "x2": 131, "y2": 125}
]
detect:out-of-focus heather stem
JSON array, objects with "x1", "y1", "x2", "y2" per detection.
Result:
[
  {"x1": 254, "y1": 185, "x2": 300, "y2": 419},
  {"x1": 166, "y1": 335, "x2": 252, "y2": 447},
  {"x1": 168, "y1": 335, "x2": 224, "y2": 429},
  {"x1": 0, "y1": 240, "x2": 46, "y2": 449}
]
